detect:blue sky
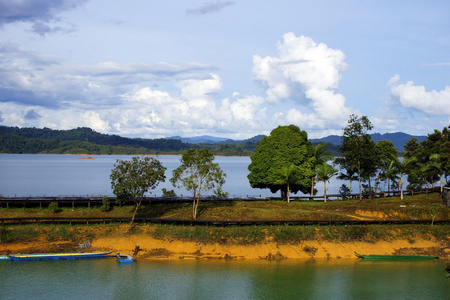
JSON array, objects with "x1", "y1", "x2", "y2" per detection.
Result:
[{"x1": 0, "y1": 0, "x2": 449, "y2": 139}]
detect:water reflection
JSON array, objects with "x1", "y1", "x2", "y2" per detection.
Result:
[{"x1": 0, "y1": 259, "x2": 448, "y2": 299}]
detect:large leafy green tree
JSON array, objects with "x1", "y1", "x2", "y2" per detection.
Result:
[
  {"x1": 110, "y1": 156, "x2": 166, "y2": 230},
  {"x1": 336, "y1": 115, "x2": 375, "y2": 200},
  {"x1": 248, "y1": 125, "x2": 314, "y2": 197},
  {"x1": 170, "y1": 148, "x2": 226, "y2": 220},
  {"x1": 404, "y1": 125, "x2": 450, "y2": 189}
]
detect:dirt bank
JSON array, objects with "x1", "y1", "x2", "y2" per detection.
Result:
[{"x1": 2, "y1": 225, "x2": 449, "y2": 261}]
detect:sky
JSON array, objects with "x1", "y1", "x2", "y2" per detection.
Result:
[{"x1": 0, "y1": 0, "x2": 449, "y2": 140}]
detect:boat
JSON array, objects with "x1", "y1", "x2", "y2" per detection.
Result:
[
  {"x1": 116, "y1": 253, "x2": 133, "y2": 263},
  {"x1": 0, "y1": 252, "x2": 114, "y2": 262},
  {"x1": 355, "y1": 252, "x2": 438, "y2": 261}
]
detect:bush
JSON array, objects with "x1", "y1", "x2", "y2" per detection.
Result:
[
  {"x1": 48, "y1": 202, "x2": 60, "y2": 213},
  {"x1": 162, "y1": 188, "x2": 177, "y2": 197},
  {"x1": 101, "y1": 195, "x2": 111, "y2": 212}
]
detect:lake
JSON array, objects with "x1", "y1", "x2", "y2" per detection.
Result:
[
  {"x1": 0, "y1": 154, "x2": 346, "y2": 198},
  {"x1": 0, "y1": 259, "x2": 448, "y2": 300}
]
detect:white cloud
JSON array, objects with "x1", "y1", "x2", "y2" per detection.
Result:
[
  {"x1": 252, "y1": 33, "x2": 354, "y2": 129},
  {"x1": 389, "y1": 75, "x2": 450, "y2": 116}
]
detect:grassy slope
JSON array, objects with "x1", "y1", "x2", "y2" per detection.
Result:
[
  {"x1": 1, "y1": 193, "x2": 447, "y2": 221},
  {"x1": 0, "y1": 193, "x2": 448, "y2": 249}
]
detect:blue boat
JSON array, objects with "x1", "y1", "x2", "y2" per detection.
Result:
[
  {"x1": 0, "y1": 252, "x2": 114, "y2": 262},
  {"x1": 117, "y1": 253, "x2": 133, "y2": 263}
]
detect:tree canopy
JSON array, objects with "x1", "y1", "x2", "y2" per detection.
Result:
[
  {"x1": 247, "y1": 125, "x2": 315, "y2": 196},
  {"x1": 110, "y1": 156, "x2": 166, "y2": 230},
  {"x1": 335, "y1": 115, "x2": 375, "y2": 200},
  {"x1": 170, "y1": 148, "x2": 226, "y2": 220}
]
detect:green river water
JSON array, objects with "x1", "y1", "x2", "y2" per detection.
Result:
[{"x1": 0, "y1": 258, "x2": 448, "y2": 299}]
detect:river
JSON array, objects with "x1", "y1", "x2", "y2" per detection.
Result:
[
  {"x1": 0, "y1": 154, "x2": 346, "y2": 198},
  {"x1": 0, "y1": 259, "x2": 448, "y2": 299}
]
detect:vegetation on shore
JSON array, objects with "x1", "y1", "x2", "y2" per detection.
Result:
[{"x1": 1, "y1": 193, "x2": 448, "y2": 246}]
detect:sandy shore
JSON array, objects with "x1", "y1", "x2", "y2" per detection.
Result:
[{"x1": 2, "y1": 225, "x2": 449, "y2": 261}]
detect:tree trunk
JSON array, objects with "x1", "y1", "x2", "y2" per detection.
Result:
[
  {"x1": 399, "y1": 175, "x2": 404, "y2": 200},
  {"x1": 129, "y1": 199, "x2": 141, "y2": 231},
  {"x1": 287, "y1": 183, "x2": 290, "y2": 203},
  {"x1": 193, "y1": 193, "x2": 201, "y2": 220},
  {"x1": 358, "y1": 161, "x2": 362, "y2": 200},
  {"x1": 324, "y1": 181, "x2": 327, "y2": 203},
  {"x1": 310, "y1": 177, "x2": 315, "y2": 198}
]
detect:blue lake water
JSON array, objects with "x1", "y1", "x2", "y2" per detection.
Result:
[
  {"x1": 0, "y1": 154, "x2": 346, "y2": 198},
  {"x1": 0, "y1": 259, "x2": 448, "y2": 300}
]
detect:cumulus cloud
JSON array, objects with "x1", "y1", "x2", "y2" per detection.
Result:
[
  {"x1": 388, "y1": 75, "x2": 450, "y2": 116},
  {"x1": 0, "y1": 0, "x2": 88, "y2": 35},
  {"x1": 0, "y1": 33, "x2": 360, "y2": 139},
  {"x1": 0, "y1": 42, "x2": 217, "y2": 108},
  {"x1": 252, "y1": 33, "x2": 353, "y2": 129},
  {"x1": 186, "y1": 1, "x2": 234, "y2": 15},
  {"x1": 0, "y1": 0, "x2": 88, "y2": 24}
]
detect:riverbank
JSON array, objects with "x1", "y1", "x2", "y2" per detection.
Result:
[{"x1": 1, "y1": 224, "x2": 449, "y2": 261}]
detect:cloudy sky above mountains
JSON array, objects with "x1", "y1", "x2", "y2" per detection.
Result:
[{"x1": 0, "y1": 0, "x2": 449, "y2": 139}]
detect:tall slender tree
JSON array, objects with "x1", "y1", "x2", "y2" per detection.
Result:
[
  {"x1": 337, "y1": 115, "x2": 374, "y2": 200},
  {"x1": 391, "y1": 156, "x2": 416, "y2": 200},
  {"x1": 315, "y1": 162, "x2": 338, "y2": 203},
  {"x1": 110, "y1": 156, "x2": 166, "y2": 230},
  {"x1": 310, "y1": 143, "x2": 333, "y2": 198},
  {"x1": 170, "y1": 148, "x2": 226, "y2": 220}
]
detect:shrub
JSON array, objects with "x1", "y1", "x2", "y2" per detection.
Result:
[
  {"x1": 48, "y1": 202, "x2": 60, "y2": 213},
  {"x1": 101, "y1": 195, "x2": 111, "y2": 212},
  {"x1": 162, "y1": 188, "x2": 177, "y2": 197}
]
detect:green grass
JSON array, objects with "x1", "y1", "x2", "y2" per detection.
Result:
[{"x1": 0, "y1": 192, "x2": 447, "y2": 223}]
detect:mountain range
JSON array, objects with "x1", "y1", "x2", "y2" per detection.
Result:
[
  {"x1": 168, "y1": 132, "x2": 427, "y2": 151},
  {"x1": 0, "y1": 126, "x2": 427, "y2": 155}
]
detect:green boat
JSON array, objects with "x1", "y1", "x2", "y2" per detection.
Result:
[{"x1": 355, "y1": 252, "x2": 438, "y2": 261}]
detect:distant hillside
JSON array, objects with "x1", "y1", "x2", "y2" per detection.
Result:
[
  {"x1": 310, "y1": 132, "x2": 426, "y2": 151},
  {"x1": 0, "y1": 126, "x2": 427, "y2": 155},
  {"x1": 0, "y1": 126, "x2": 188, "y2": 152},
  {"x1": 166, "y1": 135, "x2": 229, "y2": 144},
  {"x1": 0, "y1": 127, "x2": 254, "y2": 156}
]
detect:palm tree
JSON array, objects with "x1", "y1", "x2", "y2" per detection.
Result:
[
  {"x1": 311, "y1": 143, "x2": 333, "y2": 198},
  {"x1": 274, "y1": 164, "x2": 299, "y2": 203},
  {"x1": 391, "y1": 156, "x2": 416, "y2": 200},
  {"x1": 337, "y1": 166, "x2": 357, "y2": 196},
  {"x1": 315, "y1": 162, "x2": 338, "y2": 203},
  {"x1": 382, "y1": 160, "x2": 399, "y2": 195},
  {"x1": 423, "y1": 154, "x2": 445, "y2": 195}
]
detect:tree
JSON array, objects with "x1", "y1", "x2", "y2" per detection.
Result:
[
  {"x1": 310, "y1": 143, "x2": 333, "y2": 197},
  {"x1": 248, "y1": 125, "x2": 314, "y2": 197},
  {"x1": 423, "y1": 154, "x2": 445, "y2": 195},
  {"x1": 170, "y1": 148, "x2": 226, "y2": 220},
  {"x1": 110, "y1": 156, "x2": 166, "y2": 230},
  {"x1": 373, "y1": 140, "x2": 398, "y2": 193},
  {"x1": 390, "y1": 156, "x2": 416, "y2": 200},
  {"x1": 315, "y1": 162, "x2": 338, "y2": 203},
  {"x1": 274, "y1": 164, "x2": 300, "y2": 203},
  {"x1": 337, "y1": 115, "x2": 374, "y2": 200}
]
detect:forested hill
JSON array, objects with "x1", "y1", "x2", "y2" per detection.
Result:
[
  {"x1": 0, "y1": 126, "x2": 258, "y2": 155},
  {"x1": 309, "y1": 132, "x2": 427, "y2": 151},
  {"x1": 0, "y1": 126, "x2": 425, "y2": 155}
]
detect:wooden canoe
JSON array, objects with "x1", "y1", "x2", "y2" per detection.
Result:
[{"x1": 355, "y1": 252, "x2": 438, "y2": 261}]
